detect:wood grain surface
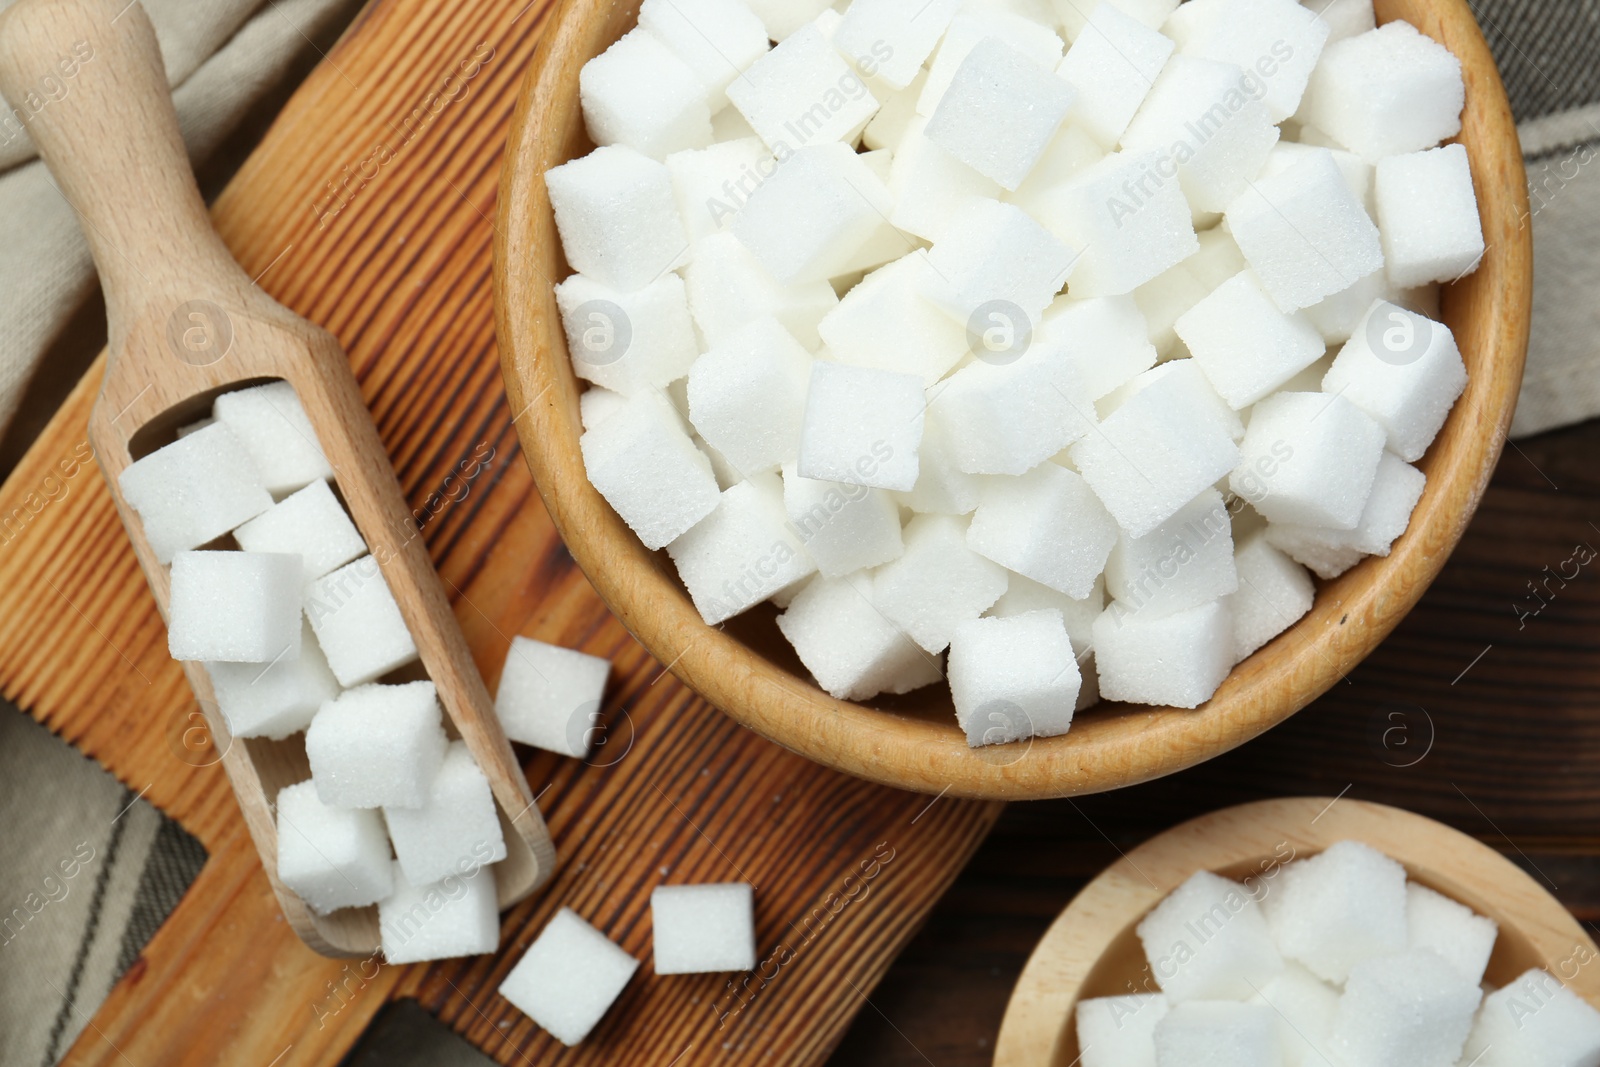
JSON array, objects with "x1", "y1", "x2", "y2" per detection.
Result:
[{"x1": 0, "y1": 0, "x2": 1000, "y2": 1062}]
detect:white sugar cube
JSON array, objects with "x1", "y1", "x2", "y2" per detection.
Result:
[
  {"x1": 579, "y1": 29, "x2": 712, "y2": 159},
  {"x1": 580, "y1": 391, "x2": 721, "y2": 550},
  {"x1": 888, "y1": 116, "x2": 1004, "y2": 243},
  {"x1": 726, "y1": 24, "x2": 880, "y2": 152},
  {"x1": 834, "y1": 0, "x2": 961, "y2": 89},
  {"x1": 783, "y1": 465, "x2": 904, "y2": 577},
  {"x1": 1301, "y1": 0, "x2": 1374, "y2": 45},
  {"x1": 1042, "y1": 295, "x2": 1158, "y2": 401},
  {"x1": 1071, "y1": 361, "x2": 1240, "y2": 538},
  {"x1": 687, "y1": 317, "x2": 813, "y2": 475},
  {"x1": 924, "y1": 37, "x2": 1075, "y2": 190},
  {"x1": 545, "y1": 145, "x2": 688, "y2": 292},
  {"x1": 379, "y1": 861, "x2": 500, "y2": 964},
  {"x1": 928, "y1": 341, "x2": 1096, "y2": 476},
  {"x1": 968, "y1": 464, "x2": 1118, "y2": 599},
  {"x1": 948, "y1": 610, "x2": 1080, "y2": 744},
  {"x1": 666, "y1": 138, "x2": 774, "y2": 243},
  {"x1": 1077, "y1": 994, "x2": 1168, "y2": 1067},
  {"x1": 684, "y1": 231, "x2": 838, "y2": 350},
  {"x1": 1229, "y1": 391, "x2": 1385, "y2": 530},
  {"x1": 212, "y1": 382, "x2": 334, "y2": 498},
  {"x1": 1178, "y1": 0, "x2": 1330, "y2": 121},
  {"x1": 1322, "y1": 300, "x2": 1467, "y2": 462},
  {"x1": 876, "y1": 513, "x2": 1009, "y2": 653},
  {"x1": 797, "y1": 362, "x2": 925, "y2": 491},
  {"x1": 918, "y1": 11, "x2": 1064, "y2": 117},
  {"x1": 207, "y1": 621, "x2": 339, "y2": 740},
  {"x1": 1136, "y1": 869, "x2": 1284, "y2": 1000},
  {"x1": 1328, "y1": 949, "x2": 1481, "y2": 1067},
  {"x1": 305, "y1": 556, "x2": 420, "y2": 686},
  {"x1": 920, "y1": 199, "x2": 1077, "y2": 323},
  {"x1": 384, "y1": 741, "x2": 507, "y2": 887},
  {"x1": 1229, "y1": 531, "x2": 1314, "y2": 661},
  {"x1": 1105, "y1": 488, "x2": 1238, "y2": 618},
  {"x1": 500, "y1": 908, "x2": 638, "y2": 1045},
  {"x1": 275, "y1": 780, "x2": 393, "y2": 915},
  {"x1": 1059, "y1": 0, "x2": 1177, "y2": 38},
  {"x1": 893, "y1": 407, "x2": 985, "y2": 515},
  {"x1": 1465, "y1": 969, "x2": 1600, "y2": 1067},
  {"x1": 1153, "y1": 1001, "x2": 1281, "y2": 1066},
  {"x1": 1032, "y1": 150, "x2": 1199, "y2": 297},
  {"x1": 494, "y1": 635, "x2": 611, "y2": 757},
  {"x1": 1057, "y1": 3, "x2": 1174, "y2": 147},
  {"x1": 777, "y1": 572, "x2": 942, "y2": 699},
  {"x1": 1407, "y1": 883, "x2": 1497, "y2": 987},
  {"x1": 1375, "y1": 143, "x2": 1484, "y2": 287},
  {"x1": 580, "y1": 386, "x2": 628, "y2": 431},
  {"x1": 1301, "y1": 21, "x2": 1464, "y2": 160},
  {"x1": 306, "y1": 681, "x2": 448, "y2": 809},
  {"x1": 651, "y1": 883, "x2": 756, "y2": 974},
  {"x1": 233, "y1": 479, "x2": 366, "y2": 585},
  {"x1": 119, "y1": 422, "x2": 272, "y2": 562},
  {"x1": 667, "y1": 475, "x2": 817, "y2": 624},
  {"x1": 1264, "y1": 450, "x2": 1426, "y2": 579},
  {"x1": 1093, "y1": 597, "x2": 1233, "y2": 707},
  {"x1": 1121, "y1": 56, "x2": 1280, "y2": 217},
  {"x1": 818, "y1": 254, "x2": 969, "y2": 385},
  {"x1": 555, "y1": 272, "x2": 699, "y2": 394},
  {"x1": 638, "y1": 0, "x2": 769, "y2": 100},
  {"x1": 1225, "y1": 148, "x2": 1384, "y2": 311},
  {"x1": 1252, "y1": 964, "x2": 1339, "y2": 1067},
  {"x1": 732, "y1": 143, "x2": 893, "y2": 284},
  {"x1": 1176, "y1": 271, "x2": 1325, "y2": 408},
  {"x1": 1261, "y1": 839, "x2": 1407, "y2": 983},
  {"x1": 1259, "y1": 139, "x2": 1373, "y2": 208},
  {"x1": 989, "y1": 572, "x2": 1102, "y2": 654},
  {"x1": 168, "y1": 550, "x2": 302, "y2": 663}
]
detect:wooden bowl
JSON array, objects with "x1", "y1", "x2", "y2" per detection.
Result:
[
  {"x1": 993, "y1": 797, "x2": 1600, "y2": 1066},
  {"x1": 494, "y1": 0, "x2": 1531, "y2": 800}
]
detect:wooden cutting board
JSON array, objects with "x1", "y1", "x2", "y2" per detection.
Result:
[{"x1": 0, "y1": 0, "x2": 1002, "y2": 1063}]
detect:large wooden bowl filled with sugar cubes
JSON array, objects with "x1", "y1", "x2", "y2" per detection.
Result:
[
  {"x1": 993, "y1": 797, "x2": 1600, "y2": 1065},
  {"x1": 495, "y1": 0, "x2": 1530, "y2": 799}
]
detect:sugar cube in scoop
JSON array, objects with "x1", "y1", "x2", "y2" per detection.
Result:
[
  {"x1": 213, "y1": 381, "x2": 334, "y2": 497},
  {"x1": 305, "y1": 681, "x2": 448, "y2": 809},
  {"x1": 384, "y1": 740, "x2": 508, "y2": 887},
  {"x1": 168, "y1": 550, "x2": 302, "y2": 663},
  {"x1": 1136, "y1": 870, "x2": 1284, "y2": 1000},
  {"x1": 379, "y1": 861, "x2": 500, "y2": 964},
  {"x1": 118, "y1": 422, "x2": 271, "y2": 563},
  {"x1": 275, "y1": 780, "x2": 393, "y2": 915},
  {"x1": 305, "y1": 555, "x2": 419, "y2": 686}
]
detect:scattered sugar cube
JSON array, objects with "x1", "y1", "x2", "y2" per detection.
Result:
[
  {"x1": 168, "y1": 550, "x2": 302, "y2": 663},
  {"x1": 667, "y1": 474, "x2": 817, "y2": 624},
  {"x1": 119, "y1": 422, "x2": 272, "y2": 562},
  {"x1": 233, "y1": 479, "x2": 365, "y2": 584},
  {"x1": 305, "y1": 681, "x2": 448, "y2": 809},
  {"x1": 1464, "y1": 968, "x2": 1600, "y2": 1067},
  {"x1": 818, "y1": 254, "x2": 969, "y2": 385},
  {"x1": 1229, "y1": 391, "x2": 1385, "y2": 530},
  {"x1": 275, "y1": 780, "x2": 393, "y2": 915},
  {"x1": 1229, "y1": 530, "x2": 1314, "y2": 661},
  {"x1": 726, "y1": 24, "x2": 880, "y2": 153},
  {"x1": 638, "y1": 0, "x2": 769, "y2": 100},
  {"x1": 744, "y1": 0, "x2": 832, "y2": 39},
  {"x1": 1301, "y1": 20, "x2": 1465, "y2": 160},
  {"x1": 918, "y1": 11, "x2": 1064, "y2": 117},
  {"x1": 545, "y1": 145, "x2": 688, "y2": 292},
  {"x1": 925, "y1": 37, "x2": 1075, "y2": 190},
  {"x1": 834, "y1": 0, "x2": 961, "y2": 89},
  {"x1": 1175, "y1": 271, "x2": 1326, "y2": 408},
  {"x1": 207, "y1": 620, "x2": 339, "y2": 740},
  {"x1": 1076, "y1": 993, "x2": 1168, "y2": 1067},
  {"x1": 783, "y1": 465, "x2": 904, "y2": 577},
  {"x1": 580, "y1": 29, "x2": 712, "y2": 159},
  {"x1": 732, "y1": 143, "x2": 894, "y2": 284},
  {"x1": 1328, "y1": 948, "x2": 1482, "y2": 1067},
  {"x1": 1225, "y1": 147, "x2": 1384, "y2": 311},
  {"x1": 1251, "y1": 963, "x2": 1339, "y2": 1067},
  {"x1": 1178, "y1": 0, "x2": 1330, "y2": 121},
  {"x1": 948, "y1": 609, "x2": 1080, "y2": 744},
  {"x1": 1121, "y1": 55, "x2": 1280, "y2": 217},
  {"x1": 1153, "y1": 1001, "x2": 1281, "y2": 1066},
  {"x1": 920, "y1": 199, "x2": 1078, "y2": 323},
  {"x1": 888, "y1": 116, "x2": 1004, "y2": 243},
  {"x1": 500, "y1": 908, "x2": 638, "y2": 1045},
  {"x1": 212, "y1": 382, "x2": 334, "y2": 498},
  {"x1": 555, "y1": 272, "x2": 699, "y2": 394},
  {"x1": 379, "y1": 861, "x2": 500, "y2": 964},
  {"x1": 928, "y1": 340, "x2": 1097, "y2": 476},
  {"x1": 385, "y1": 740, "x2": 507, "y2": 887},
  {"x1": 1136, "y1": 869, "x2": 1284, "y2": 1000},
  {"x1": 797, "y1": 362, "x2": 925, "y2": 491},
  {"x1": 893, "y1": 407, "x2": 985, "y2": 515},
  {"x1": 1041, "y1": 295, "x2": 1158, "y2": 400},
  {"x1": 684, "y1": 231, "x2": 838, "y2": 350},
  {"x1": 1093, "y1": 597, "x2": 1233, "y2": 707},
  {"x1": 1057, "y1": 3, "x2": 1174, "y2": 147},
  {"x1": 1375, "y1": 143, "x2": 1484, "y2": 287},
  {"x1": 687, "y1": 317, "x2": 813, "y2": 475},
  {"x1": 1105, "y1": 488, "x2": 1238, "y2": 618},
  {"x1": 1264, "y1": 450, "x2": 1426, "y2": 578},
  {"x1": 494, "y1": 635, "x2": 611, "y2": 757},
  {"x1": 1322, "y1": 300, "x2": 1468, "y2": 462},
  {"x1": 876, "y1": 513, "x2": 1009, "y2": 653},
  {"x1": 967, "y1": 464, "x2": 1118, "y2": 599},
  {"x1": 651, "y1": 883, "x2": 756, "y2": 974},
  {"x1": 580, "y1": 391, "x2": 722, "y2": 551},
  {"x1": 1407, "y1": 883, "x2": 1497, "y2": 987},
  {"x1": 305, "y1": 556, "x2": 420, "y2": 686},
  {"x1": 777, "y1": 571, "x2": 942, "y2": 699},
  {"x1": 1261, "y1": 839, "x2": 1408, "y2": 983},
  {"x1": 666, "y1": 138, "x2": 775, "y2": 243}
]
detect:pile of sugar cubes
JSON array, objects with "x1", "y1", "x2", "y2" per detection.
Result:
[
  {"x1": 544, "y1": 0, "x2": 1482, "y2": 740},
  {"x1": 119, "y1": 380, "x2": 515, "y2": 962},
  {"x1": 1078, "y1": 840, "x2": 1600, "y2": 1066}
]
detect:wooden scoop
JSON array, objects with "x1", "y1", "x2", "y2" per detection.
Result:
[{"x1": 0, "y1": 0, "x2": 556, "y2": 956}]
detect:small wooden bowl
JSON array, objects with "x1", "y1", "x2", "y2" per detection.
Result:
[
  {"x1": 993, "y1": 797, "x2": 1600, "y2": 1067},
  {"x1": 494, "y1": 0, "x2": 1531, "y2": 800}
]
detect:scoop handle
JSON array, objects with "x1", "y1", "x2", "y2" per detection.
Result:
[{"x1": 0, "y1": 0, "x2": 252, "y2": 352}]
